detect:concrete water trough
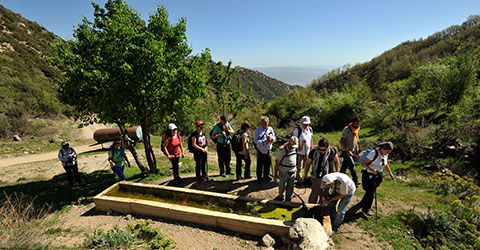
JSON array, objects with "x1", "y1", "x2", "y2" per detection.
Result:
[{"x1": 94, "y1": 181, "x2": 331, "y2": 237}]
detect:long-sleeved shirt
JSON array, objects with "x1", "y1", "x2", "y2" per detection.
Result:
[
  {"x1": 254, "y1": 126, "x2": 275, "y2": 154},
  {"x1": 58, "y1": 148, "x2": 77, "y2": 166}
]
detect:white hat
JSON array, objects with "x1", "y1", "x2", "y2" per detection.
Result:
[
  {"x1": 289, "y1": 136, "x2": 299, "y2": 149},
  {"x1": 168, "y1": 123, "x2": 178, "y2": 130},
  {"x1": 301, "y1": 116, "x2": 311, "y2": 124},
  {"x1": 321, "y1": 175, "x2": 335, "y2": 187}
]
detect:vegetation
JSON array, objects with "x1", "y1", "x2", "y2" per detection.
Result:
[
  {"x1": 85, "y1": 220, "x2": 175, "y2": 250},
  {"x1": 267, "y1": 15, "x2": 480, "y2": 181}
]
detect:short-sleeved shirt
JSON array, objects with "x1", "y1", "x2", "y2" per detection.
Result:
[
  {"x1": 166, "y1": 135, "x2": 182, "y2": 157},
  {"x1": 194, "y1": 132, "x2": 207, "y2": 149},
  {"x1": 292, "y1": 126, "x2": 313, "y2": 155},
  {"x1": 238, "y1": 131, "x2": 249, "y2": 155},
  {"x1": 363, "y1": 147, "x2": 388, "y2": 174},
  {"x1": 276, "y1": 144, "x2": 297, "y2": 168},
  {"x1": 213, "y1": 122, "x2": 233, "y2": 144},
  {"x1": 341, "y1": 126, "x2": 357, "y2": 152},
  {"x1": 308, "y1": 146, "x2": 337, "y2": 178},
  {"x1": 108, "y1": 147, "x2": 125, "y2": 166},
  {"x1": 322, "y1": 173, "x2": 356, "y2": 195}
]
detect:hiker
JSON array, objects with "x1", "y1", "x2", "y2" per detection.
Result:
[
  {"x1": 191, "y1": 120, "x2": 209, "y2": 181},
  {"x1": 273, "y1": 136, "x2": 299, "y2": 201},
  {"x1": 58, "y1": 141, "x2": 82, "y2": 186},
  {"x1": 358, "y1": 142, "x2": 395, "y2": 216},
  {"x1": 254, "y1": 116, "x2": 276, "y2": 183},
  {"x1": 292, "y1": 116, "x2": 313, "y2": 182},
  {"x1": 304, "y1": 138, "x2": 340, "y2": 203},
  {"x1": 162, "y1": 123, "x2": 185, "y2": 182},
  {"x1": 108, "y1": 140, "x2": 129, "y2": 181},
  {"x1": 211, "y1": 115, "x2": 234, "y2": 177},
  {"x1": 234, "y1": 121, "x2": 252, "y2": 181},
  {"x1": 340, "y1": 117, "x2": 361, "y2": 186},
  {"x1": 321, "y1": 172, "x2": 356, "y2": 232}
]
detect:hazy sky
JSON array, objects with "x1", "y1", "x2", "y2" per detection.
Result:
[{"x1": 1, "y1": 0, "x2": 478, "y2": 68}]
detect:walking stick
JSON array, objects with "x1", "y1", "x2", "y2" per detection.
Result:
[{"x1": 374, "y1": 174, "x2": 378, "y2": 223}]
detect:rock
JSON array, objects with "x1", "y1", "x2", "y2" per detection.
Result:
[
  {"x1": 288, "y1": 218, "x2": 331, "y2": 250},
  {"x1": 125, "y1": 214, "x2": 133, "y2": 220},
  {"x1": 23, "y1": 151, "x2": 29, "y2": 155},
  {"x1": 260, "y1": 234, "x2": 275, "y2": 247},
  {"x1": 13, "y1": 135, "x2": 21, "y2": 141}
]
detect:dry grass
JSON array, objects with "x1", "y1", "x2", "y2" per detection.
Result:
[{"x1": 0, "y1": 191, "x2": 52, "y2": 249}]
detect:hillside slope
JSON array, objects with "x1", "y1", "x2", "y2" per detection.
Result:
[{"x1": 0, "y1": 4, "x2": 63, "y2": 120}]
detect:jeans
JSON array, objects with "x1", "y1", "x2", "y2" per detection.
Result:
[
  {"x1": 111, "y1": 164, "x2": 125, "y2": 181},
  {"x1": 217, "y1": 144, "x2": 232, "y2": 175},
  {"x1": 256, "y1": 150, "x2": 272, "y2": 180},
  {"x1": 328, "y1": 193, "x2": 353, "y2": 231},
  {"x1": 235, "y1": 150, "x2": 251, "y2": 178},
  {"x1": 340, "y1": 152, "x2": 358, "y2": 184},
  {"x1": 194, "y1": 151, "x2": 208, "y2": 178}
]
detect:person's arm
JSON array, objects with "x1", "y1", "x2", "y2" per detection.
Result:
[
  {"x1": 322, "y1": 193, "x2": 346, "y2": 206},
  {"x1": 162, "y1": 138, "x2": 171, "y2": 159},
  {"x1": 340, "y1": 137, "x2": 353, "y2": 157},
  {"x1": 179, "y1": 138, "x2": 185, "y2": 158},
  {"x1": 227, "y1": 123, "x2": 234, "y2": 134},
  {"x1": 385, "y1": 163, "x2": 395, "y2": 180},
  {"x1": 309, "y1": 136, "x2": 314, "y2": 152},
  {"x1": 212, "y1": 125, "x2": 225, "y2": 139},
  {"x1": 361, "y1": 158, "x2": 377, "y2": 174},
  {"x1": 333, "y1": 154, "x2": 340, "y2": 172},
  {"x1": 242, "y1": 136, "x2": 248, "y2": 159},
  {"x1": 304, "y1": 158, "x2": 313, "y2": 179},
  {"x1": 108, "y1": 150, "x2": 115, "y2": 166}
]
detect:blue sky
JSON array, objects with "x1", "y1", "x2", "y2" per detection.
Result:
[{"x1": 1, "y1": 0, "x2": 478, "y2": 68}]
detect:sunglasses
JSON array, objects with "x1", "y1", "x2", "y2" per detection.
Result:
[{"x1": 318, "y1": 147, "x2": 327, "y2": 152}]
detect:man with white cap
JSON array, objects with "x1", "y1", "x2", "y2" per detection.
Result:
[
  {"x1": 292, "y1": 116, "x2": 313, "y2": 182},
  {"x1": 321, "y1": 172, "x2": 356, "y2": 232},
  {"x1": 273, "y1": 136, "x2": 299, "y2": 202}
]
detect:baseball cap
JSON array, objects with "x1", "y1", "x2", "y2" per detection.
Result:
[
  {"x1": 168, "y1": 123, "x2": 178, "y2": 130},
  {"x1": 321, "y1": 175, "x2": 335, "y2": 187},
  {"x1": 195, "y1": 120, "x2": 205, "y2": 127}
]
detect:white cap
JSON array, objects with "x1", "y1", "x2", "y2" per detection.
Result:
[
  {"x1": 168, "y1": 123, "x2": 178, "y2": 130},
  {"x1": 321, "y1": 174, "x2": 335, "y2": 187},
  {"x1": 301, "y1": 116, "x2": 311, "y2": 125}
]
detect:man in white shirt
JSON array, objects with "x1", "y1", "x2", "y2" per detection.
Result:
[
  {"x1": 292, "y1": 116, "x2": 313, "y2": 182},
  {"x1": 321, "y1": 172, "x2": 356, "y2": 232}
]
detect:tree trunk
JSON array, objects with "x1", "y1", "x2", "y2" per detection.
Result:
[
  {"x1": 117, "y1": 124, "x2": 149, "y2": 174},
  {"x1": 141, "y1": 121, "x2": 157, "y2": 173}
]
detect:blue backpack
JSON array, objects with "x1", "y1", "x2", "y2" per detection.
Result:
[{"x1": 361, "y1": 149, "x2": 379, "y2": 166}]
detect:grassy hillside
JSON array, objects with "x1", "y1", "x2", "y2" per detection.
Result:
[{"x1": 0, "y1": 4, "x2": 64, "y2": 138}]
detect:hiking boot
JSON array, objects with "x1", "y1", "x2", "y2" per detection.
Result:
[
  {"x1": 244, "y1": 175, "x2": 252, "y2": 179},
  {"x1": 220, "y1": 173, "x2": 227, "y2": 177},
  {"x1": 273, "y1": 195, "x2": 284, "y2": 201},
  {"x1": 202, "y1": 176, "x2": 210, "y2": 181}
]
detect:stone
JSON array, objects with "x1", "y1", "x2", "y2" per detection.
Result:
[
  {"x1": 288, "y1": 218, "x2": 332, "y2": 250},
  {"x1": 13, "y1": 135, "x2": 21, "y2": 141},
  {"x1": 260, "y1": 234, "x2": 275, "y2": 247}
]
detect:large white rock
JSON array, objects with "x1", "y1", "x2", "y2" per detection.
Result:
[{"x1": 288, "y1": 218, "x2": 332, "y2": 250}]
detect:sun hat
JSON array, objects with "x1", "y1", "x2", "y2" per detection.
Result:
[
  {"x1": 195, "y1": 120, "x2": 205, "y2": 127},
  {"x1": 301, "y1": 116, "x2": 311, "y2": 125},
  {"x1": 168, "y1": 123, "x2": 178, "y2": 130},
  {"x1": 379, "y1": 141, "x2": 394, "y2": 150},
  {"x1": 289, "y1": 136, "x2": 299, "y2": 149}
]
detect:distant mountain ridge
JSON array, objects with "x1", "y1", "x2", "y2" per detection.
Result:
[{"x1": 251, "y1": 66, "x2": 331, "y2": 86}]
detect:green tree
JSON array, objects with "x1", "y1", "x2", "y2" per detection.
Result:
[{"x1": 52, "y1": 0, "x2": 210, "y2": 173}]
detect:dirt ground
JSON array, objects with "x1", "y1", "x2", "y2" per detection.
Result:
[{"x1": 0, "y1": 125, "x2": 391, "y2": 250}]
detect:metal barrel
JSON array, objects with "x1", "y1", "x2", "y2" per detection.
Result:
[{"x1": 93, "y1": 126, "x2": 142, "y2": 142}]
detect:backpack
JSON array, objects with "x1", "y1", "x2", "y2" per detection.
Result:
[
  {"x1": 187, "y1": 132, "x2": 197, "y2": 153},
  {"x1": 361, "y1": 149, "x2": 379, "y2": 166},
  {"x1": 209, "y1": 122, "x2": 222, "y2": 143},
  {"x1": 295, "y1": 125, "x2": 312, "y2": 138},
  {"x1": 231, "y1": 130, "x2": 244, "y2": 153}
]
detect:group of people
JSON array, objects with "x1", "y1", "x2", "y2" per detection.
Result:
[{"x1": 58, "y1": 115, "x2": 395, "y2": 233}]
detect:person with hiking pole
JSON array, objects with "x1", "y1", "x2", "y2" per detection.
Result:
[
  {"x1": 292, "y1": 116, "x2": 314, "y2": 183},
  {"x1": 211, "y1": 115, "x2": 235, "y2": 177},
  {"x1": 359, "y1": 142, "x2": 395, "y2": 217},
  {"x1": 254, "y1": 116, "x2": 276, "y2": 183},
  {"x1": 191, "y1": 120, "x2": 209, "y2": 182},
  {"x1": 162, "y1": 123, "x2": 185, "y2": 182},
  {"x1": 58, "y1": 141, "x2": 83, "y2": 186},
  {"x1": 340, "y1": 117, "x2": 362, "y2": 187},
  {"x1": 273, "y1": 136, "x2": 299, "y2": 201},
  {"x1": 320, "y1": 172, "x2": 356, "y2": 232}
]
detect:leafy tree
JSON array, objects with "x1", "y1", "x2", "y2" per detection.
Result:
[{"x1": 52, "y1": 0, "x2": 210, "y2": 173}]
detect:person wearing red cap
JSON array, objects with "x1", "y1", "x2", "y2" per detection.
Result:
[{"x1": 191, "y1": 120, "x2": 209, "y2": 181}]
